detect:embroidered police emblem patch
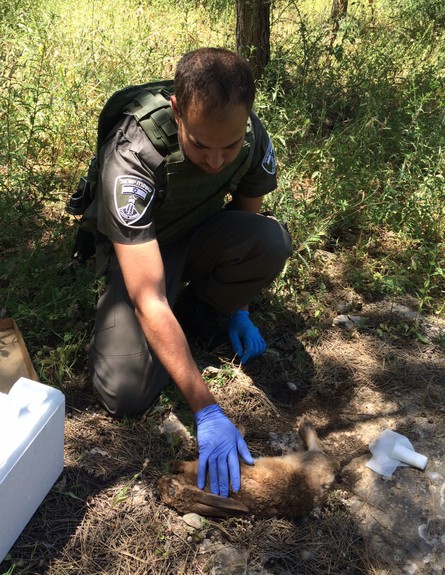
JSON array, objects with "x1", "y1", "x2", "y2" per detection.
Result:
[
  {"x1": 114, "y1": 175, "x2": 155, "y2": 225},
  {"x1": 261, "y1": 139, "x2": 277, "y2": 175}
]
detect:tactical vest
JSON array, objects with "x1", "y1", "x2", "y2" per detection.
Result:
[
  {"x1": 70, "y1": 81, "x2": 256, "y2": 259},
  {"x1": 122, "y1": 84, "x2": 256, "y2": 245},
  {"x1": 152, "y1": 138, "x2": 253, "y2": 244}
]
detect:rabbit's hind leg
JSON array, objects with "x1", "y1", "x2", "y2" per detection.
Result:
[{"x1": 297, "y1": 416, "x2": 323, "y2": 452}]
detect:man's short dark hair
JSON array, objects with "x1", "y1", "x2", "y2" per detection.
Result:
[{"x1": 174, "y1": 47, "x2": 256, "y2": 117}]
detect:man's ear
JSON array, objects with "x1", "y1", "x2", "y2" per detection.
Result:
[{"x1": 170, "y1": 95, "x2": 181, "y2": 123}]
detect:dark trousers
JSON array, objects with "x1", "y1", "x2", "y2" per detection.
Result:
[{"x1": 89, "y1": 210, "x2": 292, "y2": 416}]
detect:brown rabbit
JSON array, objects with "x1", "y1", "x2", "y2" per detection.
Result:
[{"x1": 158, "y1": 417, "x2": 339, "y2": 518}]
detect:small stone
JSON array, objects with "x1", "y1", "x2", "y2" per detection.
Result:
[
  {"x1": 204, "y1": 545, "x2": 248, "y2": 575},
  {"x1": 182, "y1": 513, "x2": 205, "y2": 529},
  {"x1": 403, "y1": 562, "x2": 419, "y2": 574},
  {"x1": 332, "y1": 314, "x2": 363, "y2": 330},
  {"x1": 89, "y1": 447, "x2": 109, "y2": 456},
  {"x1": 198, "y1": 538, "x2": 215, "y2": 554},
  {"x1": 392, "y1": 304, "x2": 418, "y2": 320},
  {"x1": 300, "y1": 549, "x2": 314, "y2": 561}
]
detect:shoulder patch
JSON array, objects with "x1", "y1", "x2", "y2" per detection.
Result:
[
  {"x1": 261, "y1": 139, "x2": 277, "y2": 175},
  {"x1": 114, "y1": 175, "x2": 155, "y2": 225}
]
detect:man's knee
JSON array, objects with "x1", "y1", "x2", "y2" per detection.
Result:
[
  {"x1": 257, "y1": 215, "x2": 293, "y2": 274},
  {"x1": 89, "y1": 347, "x2": 169, "y2": 417},
  {"x1": 91, "y1": 355, "x2": 141, "y2": 417}
]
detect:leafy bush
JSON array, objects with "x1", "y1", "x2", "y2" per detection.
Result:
[
  {"x1": 0, "y1": 0, "x2": 443, "y2": 384},
  {"x1": 397, "y1": 0, "x2": 445, "y2": 31}
]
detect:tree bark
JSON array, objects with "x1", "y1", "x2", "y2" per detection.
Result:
[
  {"x1": 236, "y1": 0, "x2": 270, "y2": 80},
  {"x1": 330, "y1": 0, "x2": 349, "y2": 48}
]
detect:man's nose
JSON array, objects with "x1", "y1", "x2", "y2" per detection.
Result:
[{"x1": 205, "y1": 150, "x2": 224, "y2": 169}]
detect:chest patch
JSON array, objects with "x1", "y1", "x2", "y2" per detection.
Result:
[
  {"x1": 261, "y1": 138, "x2": 277, "y2": 175},
  {"x1": 114, "y1": 175, "x2": 155, "y2": 225}
]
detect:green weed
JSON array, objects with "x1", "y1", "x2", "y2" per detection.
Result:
[{"x1": 112, "y1": 462, "x2": 148, "y2": 507}]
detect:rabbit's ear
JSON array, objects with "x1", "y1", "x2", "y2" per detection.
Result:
[{"x1": 187, "y1": 490, "x2": 250, "y2": 517}]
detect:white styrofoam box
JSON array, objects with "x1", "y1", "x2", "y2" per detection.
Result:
[{"x1": 0, "y1": 377, "x2": 65, "y2": 563}]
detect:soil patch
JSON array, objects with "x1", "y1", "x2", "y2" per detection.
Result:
[{"x1": 1, "y1": 252, "x2": 444, "y2": 575}]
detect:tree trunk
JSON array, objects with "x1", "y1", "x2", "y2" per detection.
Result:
[
  {"x1": 235, "y1": 0, "x2": 270, "y2": 80},
  {"x1": 330, "y1": 0, "x2": 349, "y2": 49}
]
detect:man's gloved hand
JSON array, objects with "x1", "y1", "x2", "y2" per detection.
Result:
[
  {"x1": 195, "y1": 403, "x2": 254, "y2": 497},
  {"x1": 228, "y1": 310, "x2": 266, "y2": 364}
]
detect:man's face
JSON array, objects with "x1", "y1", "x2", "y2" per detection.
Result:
[{"x1": 171, "y1": 96, "x2": 249, "y2": 174}]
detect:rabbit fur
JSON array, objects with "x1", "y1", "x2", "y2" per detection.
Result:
[{"x1": 158, "y1": 416, "x2": 339, "y2": 518}]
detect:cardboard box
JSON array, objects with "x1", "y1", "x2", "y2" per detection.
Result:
[
  {"x1": 0, "y1": 317, "x2": 38, "y2": 394},
  {"x1": 0, "y1": 365, "x2": 65, "y2": 561}
]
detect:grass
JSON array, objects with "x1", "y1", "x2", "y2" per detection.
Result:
[
  {"x1": 0, "y1": 0, "x2": 443, "y2": 380},
  {"x1": 0, "y1": 1, "x2": 444, "y2": 572}
]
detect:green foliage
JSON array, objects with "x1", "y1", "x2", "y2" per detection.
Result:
[
  {"x1": 112, "y1": 463, "x2": 147, "y2": 507},
  {"x1": 256, "y1": 1, "x2": 444, "y2": 308},
  {"x1": 397, "y1": 0, "x2": 445, "y2": 32},
  {"x1": 0, "y1": 0, "x2": 444, "y2": 389},
  {"x1": 1, "y1": 230, "x2": 97, "y2": 383}
]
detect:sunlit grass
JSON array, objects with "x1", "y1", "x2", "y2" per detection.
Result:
[{"x1": 0, "y1": 0, "x2": 443, "y2": 384}]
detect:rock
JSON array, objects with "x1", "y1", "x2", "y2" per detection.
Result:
[
  {"x1": 332, "y1": 314, "x2": 364, "y2": 330},
  {"x1": 182, "y1": 513, "x2": 206, "y2": 530},
  {"x1": 337, "y1": 301, "x2": 363, "y2": 314},
  {"x1": 158, "y1": 412, "x2": 194, "y2": 447},
  {"x1": 203, "y1": 545, "x2": 248, "y2": 575},
  {"x1": 392, "y1": 304, "x2": 419, "y2": 321}
]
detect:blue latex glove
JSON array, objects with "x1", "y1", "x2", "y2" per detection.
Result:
[
  {"x1": 228, "y1": 310, "x2": 266, "y2": 364},
  {"x1": 195, "y1": 403, "x2": 254, "y2": 497}
]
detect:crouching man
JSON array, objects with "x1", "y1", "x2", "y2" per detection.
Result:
[{"x1": 89, "y1": 47, "x2": 293, "y2": 497}]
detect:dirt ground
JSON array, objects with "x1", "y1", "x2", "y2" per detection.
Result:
[{"x1": 1, "y1": 249, "x2": 444, "y2": 575}]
